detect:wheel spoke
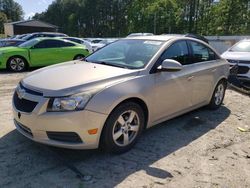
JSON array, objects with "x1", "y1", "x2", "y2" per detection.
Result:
[
  {"x1": 128, "y1": 111, "x2": 136, "y2": 123},
  {"x1": 130, "y1": 124, "x2": 139, "y2": 132},
  {"x1": 113, "y1": 129, "x2": 123, "y2": 140},
  {"x1": 123, "y1": 132, "x2": 129, "y2": 145},
  {"x1": 117, "y1": 115, "x2": 125, "y2": 125}
]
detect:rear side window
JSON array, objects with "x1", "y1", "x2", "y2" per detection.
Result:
[
  {"x1": 66, "y1": 38, "x2": 82, "y2": 44},
  {"x1": 58, "y1": 40, "x2": 75, "y2": 47},
  {"x1": 189, "y1": 41, "x2": 218, "y2": 63},
  {"x1": 161, "y1": 41, "x2": 190, "y2": 65},
  {"x1": 34, "y1": 40, "x2": 75, "y2": 48}
]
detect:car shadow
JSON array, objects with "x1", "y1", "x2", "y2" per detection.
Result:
[{"x1": 0, "y1": 106, "x2": 231, "y2": 187}]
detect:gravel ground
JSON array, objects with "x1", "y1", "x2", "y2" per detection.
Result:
[{"x1": 0, "y1": 70, "x2": 250, "y2": 188}]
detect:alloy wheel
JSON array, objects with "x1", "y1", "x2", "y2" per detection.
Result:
[
  {"x1": 112, "y1": 110, "x2": 140, "y2": 147},
  {"x1": 214, "y1": 83, "x2": 225, "y2": 105},
  {"x1": 9, "y1": 58, "x2": 25, "y2": 71}
]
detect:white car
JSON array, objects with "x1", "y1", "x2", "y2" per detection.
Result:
[
  {"x1": 61, "y1": 37, "x2": 93, "y2": 53},
  {"x1": 221, "y1": 39, "x2": 250, "y2": 83}
]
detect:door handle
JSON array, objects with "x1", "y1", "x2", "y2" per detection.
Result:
[{"x1": 187, "y1": 76, "x2": 195, "y2": 81}]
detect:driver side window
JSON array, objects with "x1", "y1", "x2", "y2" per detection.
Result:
[{"x1": 161, "y1": 41, "x2": 190, "y2": 65}]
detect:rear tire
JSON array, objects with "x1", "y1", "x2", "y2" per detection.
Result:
[
  {"x1": 101, "y1": 102, "x2": 145, "y2": 154},
  {"x1": 208, "y1": 80, "x2": 227, "y2": 110},
  {"x1": 7, "y1": 56, "x2": 28, "y2": 72}
]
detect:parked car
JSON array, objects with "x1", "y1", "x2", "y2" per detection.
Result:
[
  {"x1": 0, "y1": 39, "x2": 25, "y2": 47},
  {"x1": 0, "y1": 38, "x2": 89, "y2": 72},
  {"x1": 84, "y1": 38, "x2": 105, "y2": 52},
  {"x1": 60, "y1": 37, "x2": 92, "y2": 53},
  {"x1": 22, "y1": 32, "x2": 68, "y2": 41},
  {"x1": 92, "y1": 38, "x2": 118, "y2": 51},
  {"x1": 12, "y1": 35, "x2": 229, "y2": 153},
  {"x1": 14, "y1": 34, "x2": 29, "y2": 39},
  {"x1": 127, "y1": 33, "x2": 154, "y2": 37},
  {"x1": 221, "y1": 39, "x2": 250, "y2": 84}
]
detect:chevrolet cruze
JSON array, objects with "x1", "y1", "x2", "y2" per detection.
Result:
[{"x1": 13, "y1": 35, "x2": 229, "y2": 153}]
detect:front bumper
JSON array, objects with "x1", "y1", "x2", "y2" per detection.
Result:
[
  {"x1": 229, "y1": 62, "x2": 250, "y2": 80},
  {"x1": 12, "y1": 91, "x2": 108, "y2": 150}
]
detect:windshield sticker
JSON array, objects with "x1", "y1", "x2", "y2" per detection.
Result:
[{"x1": 144, "y1": 41, "x2": 162, "y2": 45}]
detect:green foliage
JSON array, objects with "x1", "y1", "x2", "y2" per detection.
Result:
[
  {"x1": 33, "y1": 0, "x2": 250, "y2": 37},
  {"x1": 0, "y1": 0, "x2": 23, "y2": 21},
  {"x1": 0, "y1": 11, "x2": 7, "y2": 33},
  {"x1": 0, "y1": 0, "x2": 23, "y2": 34}
]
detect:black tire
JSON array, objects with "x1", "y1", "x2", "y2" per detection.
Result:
[
  {"x1": 7, "y1": 56, "x2": 28, "y2": 72},
  {"x1": 208, "y1": 80, "x2": 227, "y2": 110},
  {"x1": 73, "y1": 54, "x2": 85, "y2": 60},
  {"x1": 101, "y1": 102, "x2": 145, "y2": 154}
]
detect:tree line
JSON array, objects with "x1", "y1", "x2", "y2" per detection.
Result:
[
  {"x1": 0, "y1": 0, "x2": 23, "y2": 33},
  {"x1": 33, "y1": 0, "x2": 250, "y2": 37},
  {"x1": 0, "y1": 0, "x2": 250, "y2": 37}
]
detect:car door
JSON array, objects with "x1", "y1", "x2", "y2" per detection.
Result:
[
  {"x1": 54, "y1": 40, "x2": 78, "y2": 62},
  {"x1": 187, "y1": 40, "x2": 219, "y2": 105},
  {"x1": 29, "y1": 39, "x2": 64, "y2": 66},
  {"x1": 152, "y1": 40, "x2": 194, "y2": 123}
]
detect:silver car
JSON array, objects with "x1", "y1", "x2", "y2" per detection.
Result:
[
  {"x1": 12, "y1": 35, "x2": 229, "y2": 153},
  {"x1": 221, "y1": 39, "x2": 250, "y2": 83}
]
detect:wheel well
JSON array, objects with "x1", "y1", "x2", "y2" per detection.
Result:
[
  {"x1": 74, "y1": 54, "x2": 85, "y2": 59},
  {"x1": 219, "y1": 78, "x2": 228, "y2": 87},
  {"x1": 116, "y1": 98, "x2": 149, "y2": 130}
]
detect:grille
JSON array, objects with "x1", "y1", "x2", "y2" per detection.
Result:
[
  {"x1": 47, "y1": 132, "x2": 83, "y2": 143},
  {"x1": 20, "y1": 83, "x2": 43, "y2": 96},
  {"x1": 13, "y1": 92, "x2": 38, "y2": 113},
  {"x1": 238, "y1": 60, "x2": 250, "y2": 64},
  {"x1": 238, "y1": 66, "x2": 249, "y2": 74},
  {"x1": 15, "y1": 120, "x2": 33, "y2": 137},
  {"x1": 227, "y1": 59, "x2": 250, "y2": 64}
]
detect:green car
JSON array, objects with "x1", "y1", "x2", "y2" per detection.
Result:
[{"x1": 0, "y1": 38, "x2": 89, "y2": 72}]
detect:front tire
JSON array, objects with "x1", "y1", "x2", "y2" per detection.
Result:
[
  {"x1": 7, "y1": 56, "x2": 28, "y2": 72},
  {"x1": 208, "y1": 80, "x2": 227, "y2": 110},
  {"x1": 101, "y1": 102, "x2": 145, "y2": 154}
]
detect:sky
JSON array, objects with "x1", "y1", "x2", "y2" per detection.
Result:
[{"x1": 14, "y1": 0, "x2": 54, "y2": 19}]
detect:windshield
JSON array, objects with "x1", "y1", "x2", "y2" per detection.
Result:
[
  {"x1": 85, "y1": 39, "x2": 164, "y2": 69},
  {"x1": 22, "y1": 34, "x2": 33, "y2": 40},
  {"x1": 230, "y1": 41, "x2": 250, "y2": 52},
  {"x1": 18, "y1": 39, "x2": 39, "y2": 48}
]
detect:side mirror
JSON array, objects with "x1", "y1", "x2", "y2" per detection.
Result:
[{"x1": 157, "y1": 59, "x2": 182, "y2": 72}]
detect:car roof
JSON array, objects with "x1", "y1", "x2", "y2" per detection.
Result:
[
  {"x1": 30, "y1": 32, "x2": 67, "y2": 35},
  {"x1": 125, "y1": 34, "x2": 210, "y2": 43},
  {"x1": 125, "y1": 35, "x2": 185, "y2": 41}
]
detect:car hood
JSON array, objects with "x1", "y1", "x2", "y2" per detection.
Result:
[
  {"x1": 221, "y1": 51, "x2": 250, "y2": 62},
  {"x1": 22, "y1": 61, "x2": 140, "y2": 97}
]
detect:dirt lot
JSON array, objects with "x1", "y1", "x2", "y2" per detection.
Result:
[{"x1": 0, "y1": 70, "x2": 250, "y2": 188}]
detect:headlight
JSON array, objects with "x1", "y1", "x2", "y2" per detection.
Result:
[{"x1": 47, "y1": 93, "x2": 92, "y2": 112}]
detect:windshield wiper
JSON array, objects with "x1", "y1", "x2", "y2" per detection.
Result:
[{"x1": 91, "y1": 61, "x2": 129, "y2": 69}]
